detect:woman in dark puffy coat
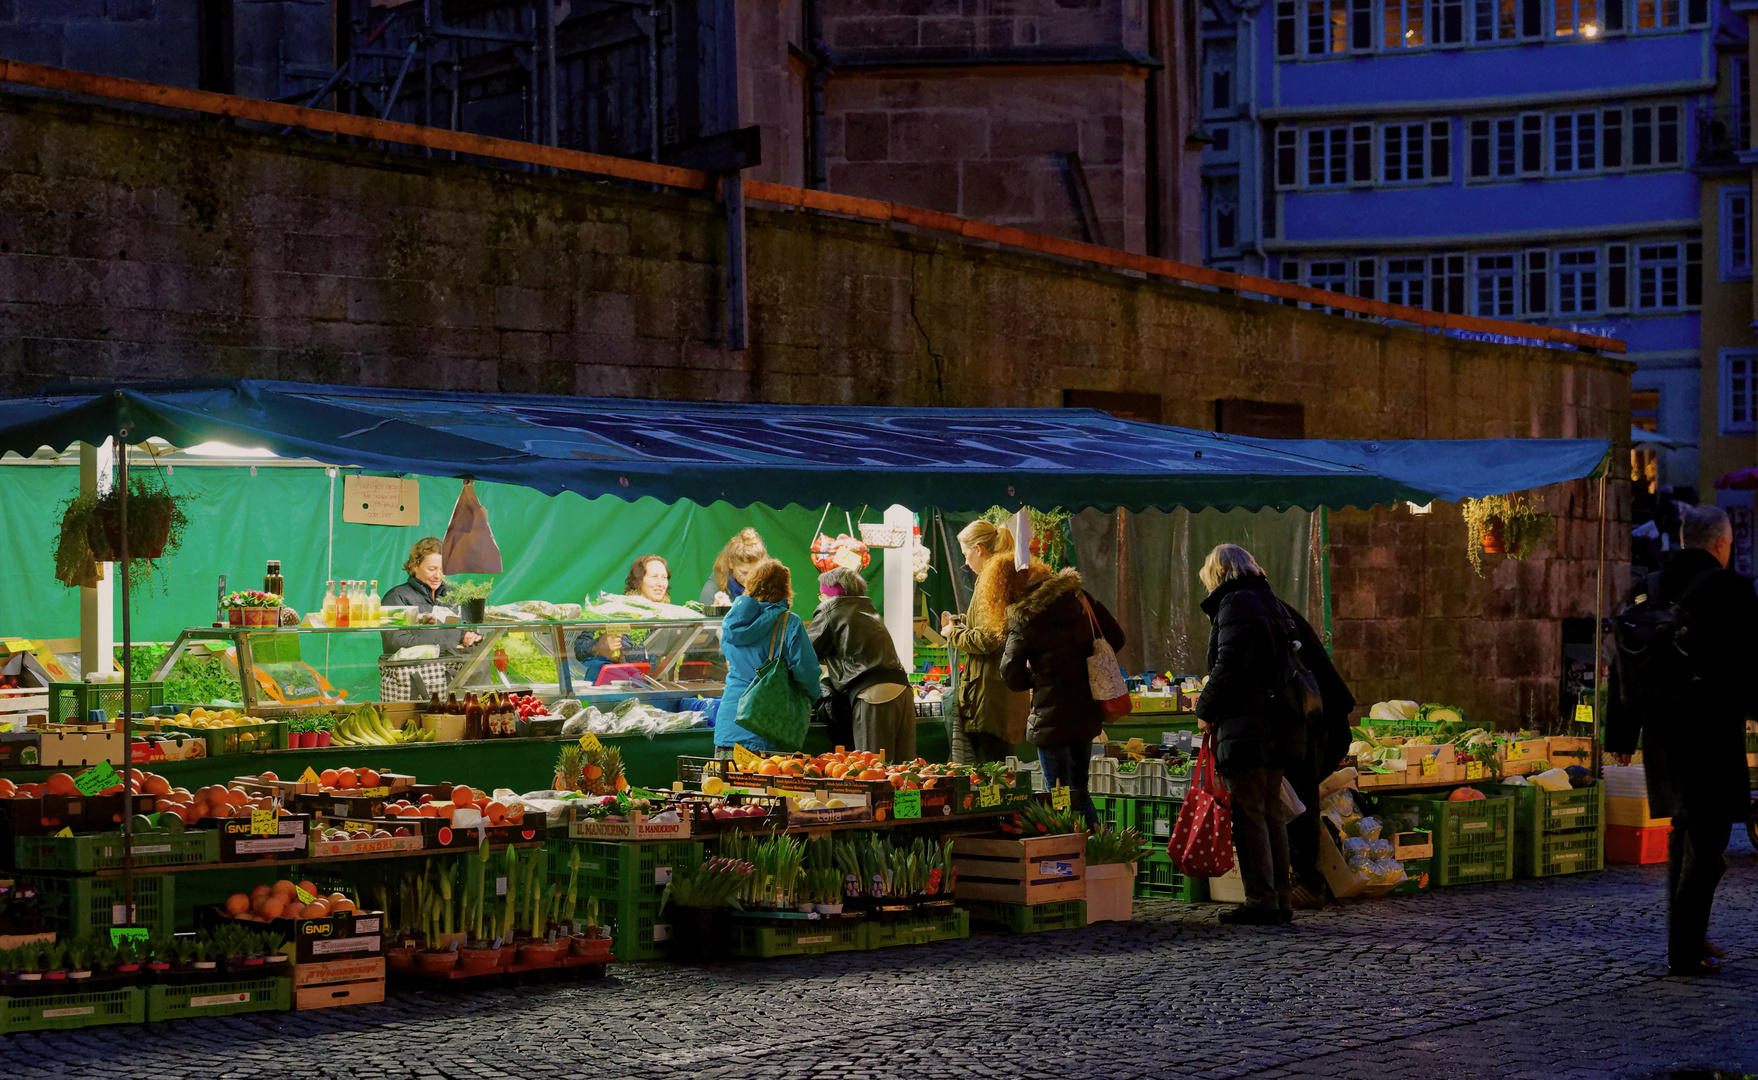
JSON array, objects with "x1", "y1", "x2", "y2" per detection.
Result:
[
  {"x1": 1195, "y1": 544, "x2": 1305, "y2": 926},
  {"x1": 1000, "y1": 565, "x2": 1125, "y2": 829}
]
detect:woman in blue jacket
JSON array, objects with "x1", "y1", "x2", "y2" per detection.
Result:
[{"x1": 714, "y1": 559, "x2": 822, "y2": 754}]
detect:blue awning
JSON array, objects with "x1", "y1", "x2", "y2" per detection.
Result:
[{"x1": 0, "y1": 380, "x2": 1609, "y2": 512}]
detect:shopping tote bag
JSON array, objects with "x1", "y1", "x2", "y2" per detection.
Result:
[
  {"x1": 1167, "y1": 742, "x2": 1235, "y2": 877},
  {"x1": 735, "y1": 615, "x2": 812, "y2": 751},
  {"x1": 442, "y1": 480, "x2": 503, "y2": 574},
  {"x1": 1078, "y1": 593, "x2": 1132, "y2": 718}
]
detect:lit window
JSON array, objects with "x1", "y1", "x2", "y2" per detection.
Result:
[
  {"x1": 1555, "y1": 0, "x2": 1598, "y2": 35},
  {"x1": 1307, "y1": 0, "x2": 1349, "y2": 52},
  {"x1": 1385, "y1": 0, "x2": 1426, "y2": 45},
  {"x1": 1474, "y1": 0, "x2": 1517, "y2": 39},
  {"x1": 1635, "y1": 0, "x2": 1679, "y2": 29}
]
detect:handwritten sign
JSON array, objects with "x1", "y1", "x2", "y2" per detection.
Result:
[
  {"x1": 578, "y1": 731, "x2": 603, "y2": 752},
  {"x1": 294, "y1": 885, "x2": 316, "y2": 904},
  {"x1": 1465, "y1": 761, "x2": 1485, "y2": 780},
  {"x1": 250, "y1": 806, "x2": 277, "y2": 835},
  {"x1": 1420, "y1": 756, "x2": 1438, "y2": 778},
  {"x1": 298, "y1": 767, "x2": 320, "y2": 785},
  {"x1": 978, "y1": 783, "x2": 1001, "y2": 809},
  {"x1": 1050, "y1": 784, "x2": 1072, "y2": 810},
  {"x1": 730, "y1": 744, "x2": 760, "y2": 771},
  {"x1": 342, "y1": 475, "x2": 420, "y2": 527},
  {"x1": 53, "y1": 826, "x2": 74, "y2": 838},
  {"x1": 74, "y1": 761, "x2": 119, "y2": 796},
  {"x1": 356, "y1": 787, "x2": 390, "y2": 798},
  {"x1": 1573, "y1": 703, "x2": 1594, "y2": 725},
  {"x1": 892, "y1": 790, "x2": 922, "y2": 819}
]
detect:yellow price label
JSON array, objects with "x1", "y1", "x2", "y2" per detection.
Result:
[
  {"x1": 295, "y1": 885, "x2": 316, "y2": 904},
  {"x1": 978, "y1": 783, "x2": 1001, "y2": 809},
  {"x1": 578, "y1": 731, "x2": 603, "y2": 752},
  {"x1": 1573, "y1": 703, "x2": 1594, "y2": 725},
  {"x1": 297, "y1": 766, "x2": 320, "y2": 785},
  {"x1": 250, "y1": 806, "x2": 277, "y2": 835},
  {"x1": 730, "y1": 744, "x2": 761, "y2": 771},
  {"x1": 1420, "y1": 756, "x2": 1438, "y2": 777},
  {"x1": 1050, "y1": 785, "x2": 1071, "y2": 810},
  {"x1": 1465, "y1": 761, "x2": 1484, "y2": 780},
  {"x1": 53, "y1": 826, "x2": 74, "y2": 838}
]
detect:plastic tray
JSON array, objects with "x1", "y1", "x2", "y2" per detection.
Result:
[
  {"x1": 963, "y1": 898, "x2": 1087, "y2": 934},
  {"x1": 146, "y1": 975, "x2": 291, "y2": 1021},
  {"x1": 1133, "y1": 853, "x2": 1206, "y2": 902},
  {"x1": 1507, "y1": 784, "x2": 1603, "y2": 837},
  {"x1": 14, "y1": 829, "x2": 219, "y2": 873},
  {"x1": 17, "y1": 872, "x2": 176, "y2": 938},
  {"x1": 1517, "y1": 827, "x2": 1604, "y2": 878},
  {"x1": 48, "y1": 681, "x2": 164, "y2": 726},
  {"x1": 729, "y1": 916, "x2": 864, "y2": 958},
  {"x1": 860, "y1": 907, "x2": 969, "y2": 950},
  {"x1": 0, "y1": 986, "x2": 144, "y2": 1032}
]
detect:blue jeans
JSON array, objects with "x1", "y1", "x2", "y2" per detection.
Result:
[{"x1": 1038, "y1": 743, "x2": 1098, "y2": 829}]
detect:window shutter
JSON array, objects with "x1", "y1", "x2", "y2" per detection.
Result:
[
  {"x1": 1520, "y1": 113, "x2": 1544, "y2": 174},
  {"x1": 1524, "y1": 250, "x2": 1548, "y2": 314},
  {"x1": 1686, "y1": 240, "x2": 1703, "y2": 305},
  {"x1": 1601, "y1": 109, "x2": 1623, "y2": 168},
  {"x1": 1352, "y1": 0, "x2": 1374, "y2": 48},
  {"x1": 1276, "y1": 127, "x2": 1299, "y2": 188},
  {"x1": 1520, "y1": 0, "x2": 1542, "y2": 35},
  {"x1": 1469, "y1": 119, "x2": 1491, "y2": 178},
  {"x1": 1355, "y1": 257, "x2": 1378, "y2": 301},
  {"x1": 1351, "y1": 124, "x2": 1374, "y2": 183},
  {"x1": 1607, "y1": 243, "x2": 1628, "y2": 310},
  {"x1": 1603, "y1": 0, "x2": 1624, "y2": 31},
  {"x1": 1429, "y1": 119, "x2": 1451, "y2": 179}
]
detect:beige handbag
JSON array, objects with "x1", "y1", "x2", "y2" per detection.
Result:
[{"x1": 441, "y1": 480, "x2": 503, "y2": 574}]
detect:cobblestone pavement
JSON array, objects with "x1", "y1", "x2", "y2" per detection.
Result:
[{"x1": 13, "y1": 836, "x2": 1758, "y2": 1080}]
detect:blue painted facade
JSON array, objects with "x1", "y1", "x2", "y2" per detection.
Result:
[{"x1": 1200, "y1": 0, "x2": 1748, "y2": 488}]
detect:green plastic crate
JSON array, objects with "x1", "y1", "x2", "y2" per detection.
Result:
[
  {"x1": 0, "y1": 986, "x2": 144, "y2": 1032},
  {"x1": 1134, "y1": 853, "x2": 1207, "y2": 901},
  {"x1": 48, "y1": 681, "x2": 164, "y2": 725},
  {"x1": 729, "y1": 916, "x2": 864, "y2": 958},
  {"x1": 963, "y1": 898, "x2": 1087, "y2": 933},
  {"x1": 171, "y1": 721, "x2": 288, "y2": 757},
  {"x1": 1124, "y1": 795, "x2": 1181, "y2": 841},
  {"x1": 16, "y1": 872, "x2": 176, "y2": 938},
  {"x1": 556, "y1": 838, "x2": 703, "y2": 904},
  {"x1": 1091, "y1": 796, "x2": 1129, "y2": 832},
  {"x1": 1517, "y1": 827, "x2": 1604, "y2": 878},
  {"x1": 1379, "y1": 794, "x2": 1514, "y2": 887},
  {"x1": 146, "y1": 975, "x2": 290, "y2": 1021},
  {"x1": 861, "y1": 907, "x2": 970, "y2": 950},
  {"x1": 1506, "y1": 784, "x2": 1603, "y2": 837},
  {"x1": 15, "y1": 830, "x2": 219, "y2": 873},
  {"x1": 588, "y1": 892, "x2": 669, "y2": 962}
]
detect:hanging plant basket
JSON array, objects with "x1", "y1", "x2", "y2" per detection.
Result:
[
  {"x1": 1460, "y1": 493, "x2": 1552, "y2": 576},
  {"x1": 53, "y1": 473, "x2": 190, "y2": 590}
]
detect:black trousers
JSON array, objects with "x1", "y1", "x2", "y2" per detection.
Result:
[
  {"x1": 1285, "y1": 762, "x2": 1324, "y2": 892},
  {"x1": 1668, "y1": 811, "x2": 1732, "y2": 967}
]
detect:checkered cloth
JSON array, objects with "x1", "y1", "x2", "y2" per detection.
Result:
[{"x1": 378, "y1": 658, "x2": 464, "y2": 703}]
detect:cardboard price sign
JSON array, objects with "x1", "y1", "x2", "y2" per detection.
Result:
[
  {"x1": 250, "y1": 806, "x2": 277, "y2": 835},
  {"x1": 298, "y1": 766, "x2": 321, "y2": 785},
  {"x1": 578, "y1": 732, "x2": 603, "y2": 752},
  {"x1": 295, "y1": 885, "x2": 316, "y2": 904},
  {"x1": 1464, "y1": 761, "x2": 1485, "y2": 780},
  {"x1": 1050, "y1": 784, "x2": 1072, "y2": 810},
  {"x1": 1573, "y1": 703, "x2": 1594, "y2": 725},
  {"x1": 892, "y1": 790, "x2": 922, "y2": 819},
  {"x1": 342, "y1": 474, "x2": 420, "y2": 527},
  {"x1": 1420, "y1": 756, "x2": 1438, "y2": 778},
  {"x1": 74, "y1": 761, "x2": 120, "y2": 796},
  {"x1": 730, "y1": 744, "x2": 760, "y2": 771},
  {"x1": 978, "y1": 783, "x2": 1001, "y2": 809}
]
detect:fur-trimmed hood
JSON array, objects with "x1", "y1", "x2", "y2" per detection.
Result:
[{"x1": 1008, "y1": 568, "x2": 1081, "y2": 630}]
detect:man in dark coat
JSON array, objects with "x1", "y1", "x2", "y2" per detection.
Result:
[
  {"x1": 808, "y1": 568, "x2": 914, "y2": 760},
  {"x1": 1000, "y1": 566, "x2": 1125, "y2": 829},
  {"x1": 1283, "y1": 605, "x2": 1355, "y2": 908},
  {"x1": 1606, "y1": 504, "x2": 1758, "y2": 976}
]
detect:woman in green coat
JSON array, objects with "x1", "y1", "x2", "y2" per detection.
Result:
[{"x1": 941, "y1": 520, "x2": 1032, "y2": 763}]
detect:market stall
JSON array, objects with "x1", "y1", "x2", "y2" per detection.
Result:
[{"x1": 0, "y1": 380, "x2": 1614, "y2": 1029}]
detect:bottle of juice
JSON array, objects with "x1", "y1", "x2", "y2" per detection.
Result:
[
  {"x1": 335, "y1": 581, "x2": 350, "y2": 628},
  {"x1": 322, "y1": 581, "x2": 337, "y2": 626},
  {"x1": 367, "y1": 579, "x2": 381, "y2": 625}
]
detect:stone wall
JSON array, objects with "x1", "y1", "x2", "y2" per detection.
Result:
[{"x1": 0, "y1": 93, "x2": 1632, "y2": 726}]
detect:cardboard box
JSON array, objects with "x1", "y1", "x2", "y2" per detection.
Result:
[
  {"x1": 292, "y1": 955, "x2": 384, "y2": 988},
  {"x1": 1317, "y1": 829, "x2": 1369, "y2": 899},
  {"x1": 310, "y1": 834, "x2": 426, "y2": 858},
  {"x1": 292, "y1": 792, "x2": 390, "y2": 820},
  {"x1": 1606, "y1": 796, "x2": 1670, "y2": 829},
  {"x1": 0, "y1": 731, "x2": 41, "y2": 767},
  {"x1": 1392, "y1": 830, "x2": 1434, "y2": 860},
  {"x1": 296, "y1": 979, "x2": 385, "y2": 1010},
  {"x1": 203, "y1": 814, "x2": 311, "y2": 861},
  {"x1": 205, "y1": 907, "x2": 384, "y2": 964},
  {"x1": 567, "y1": 816, "x2": 691, "y2": 841},
  {"x1": 38, "y1": 731, "x2": 122, "y2": 766}
]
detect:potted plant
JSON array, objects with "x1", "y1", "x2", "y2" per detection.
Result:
[
  {"x1": 15, "y1": 944, "x2": 42, "y2": 989},
  {"x1": 114, "y1": 938, "x2": 143, "y2": 981},
  {"x1": 1083, "y1": 826, "x2": 1148, "y2": 924},
  {"x1": 237, "y1": 590, "x2": 283, "y2": 628},
  {"x1": 660, "y1": 855, "x2": 754, "y2": 962},
  {"x1": 53, "y1": 472, "x2": 190, "y2": 589},
  {"x1": 262, "y1": 931, "x2": 288, "y2": 967},
  {"x1": 41, "y1": 941, "x2": 67, "y2": 984},
  {"x1": 65, "y1": 939, "x2": 93, "y2": 981},
  {"x1": 224, "y1": 591, "x2": 251, "y2": 627},
  {"x1": 1461, "y1": 493, "x2": 1553, "y2": 576},
  {"x1": 448, "y1": 579, "x2": 494, "y2": 625},
  {"x1": 146, "y1": 934, "x2": 175, "y2": 979}
]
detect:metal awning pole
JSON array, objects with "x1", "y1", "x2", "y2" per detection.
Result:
[
  {"x1": 117, "y1": 414, "x2": 135, "y2": 929},
  {"x1": 1592, "y1": 469, "x2": 1607, "y2": 773}
]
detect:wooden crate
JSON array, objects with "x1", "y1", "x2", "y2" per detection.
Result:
[
  {"x1": 291, "y1": 956, "x2": 385, "y2": 1010},
  {"x1": 1606, "y1": 796, "x2": 1670, "y2": 829},
  {"x1": 951, "y1": 832, "x2": 1085, "y2": 905},
  {"x1": 0, "y1": 687, "x2": 48, "y2": 729},
  {"x1": 295, "y1": 980, "x2": 385, "y2": 1010}
]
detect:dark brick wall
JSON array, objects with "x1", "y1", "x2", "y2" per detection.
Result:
[{"x1": 0, "y1": 94, "x2": 1632, "y2": 726}]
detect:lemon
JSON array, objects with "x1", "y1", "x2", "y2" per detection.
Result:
[{"x1": 701, "y1": 776, "x2": 725, "y2": 796}]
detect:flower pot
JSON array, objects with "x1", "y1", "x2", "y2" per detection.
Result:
[
  {"x1": 569, "y1": 934, "x2": 614, "y2": 962},
  {"x1": 1085, "y1": 862, "x2": 1136, "y2": 924},
  {"x1": 459, "y1": 947, "x2": 501, "y2": 975},
  {"x1": 1478, "y1": 518, "x2": 1507, "y2": 554},
  {"x1": 315, "y1": 731, "x2": 332, "y2": 747},
  {"x1": 461, "y1": 598, "x2": 487, "y2": 624},
  {"x1": 813, "y1": 903, "x2": 844, "y2": 915},
  {"x1": 264, "y1": 953, "x2": 289, "y2": 966},
  {"x1": 516, "y1": 940, "x2": 567, "y2": 967},
  {"x1": 229, "y1": 606, "x2": 244, "y2": 627},
  {"x1": 97, "y1": 497, "x2": 174, "y2": 560},
  {"x1": 67, "y1": 970, "x2": 92, "y2": 980},
  {"x1": 415, "y1": 950, "x2": 459, "y2": 974},
  {"x1": 385, "y1": 945, "x2": 418, "y2": 973}
]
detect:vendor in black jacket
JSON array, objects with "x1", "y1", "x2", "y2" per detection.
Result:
[
  {"x1": 1196, "y1": 544, "x2": 1304, "y2": 926},
  {"x1": 380, "y1": 538, "x2": 483, "y2": 654},
  {"x1": 808, "y1": 568, "x2": 914, "y2": 759},
  {"x1": 1606, "y1": 504, "x2": 1758, "y2": 976}
]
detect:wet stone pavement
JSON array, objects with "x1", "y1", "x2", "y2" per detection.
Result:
[{"x1": 11, "y1": 837, "x2": 1758, "y2": 1080}]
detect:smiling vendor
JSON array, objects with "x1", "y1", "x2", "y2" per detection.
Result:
[
  {"x1": 573, "y1": 554, "x2": 671, "y2": 682},
  {"x1": 378, "y1": 536, "x2": 483, "y2": 701}
]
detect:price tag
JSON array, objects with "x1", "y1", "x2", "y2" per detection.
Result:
[
  {"x1": 356, "y1": 787, "x2": 390, "y2": 798},
  {"x1": 495, "y1": 876, "x2": 508, "y2": 896},
  {"x1": 1573, "y1": 703, "x2": 1594, "y2": 725},
  {"x1": 74, "y1": 761, "x2": 120, "y2": 796},
  {"x1": 250, "y1": 806, "x2": 277, "y2": 835},
  {"x1": 978, "y1": 783, "x2": 1001, "y2": 809},
  {"x1": 1420, "y1": 756, "x2": 1437, "y2": 778},
  {"x1": 53, "y1": 826, "x2": 74, "y2": 838},
  {"x1": 892, "y1": 790, "x2": 922, "y2": 819},
  {"x1": 730, "y1": 744, "x2": 760, "y2": 771},
  {"x1": 1050, "y1": 784, "x2": 1071, "y2": 810},
  {"x1": 297, "y1": 767, "x2": 320, "y2": 785},
  {"x1": 1465, "y1": 761, "x2": 1485, "y2": 780},
  {"x1": 294, "y1": 885, "x2": 316, "y2": 904},
  {"x1": 578, "y1": 731, "x2": 603, "y2": 752}
]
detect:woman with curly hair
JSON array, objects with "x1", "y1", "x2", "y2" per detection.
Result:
[{"x1": 941, "y1": 520, "x2": 1032, "y2": 763}]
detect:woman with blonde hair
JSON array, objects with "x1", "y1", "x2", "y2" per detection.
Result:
[
  {"x1": 1196, "y1": 543, "x2": 1305, "y2": 925},
  {"x1": 941, "y1": 520, "x2": 1031, "y2": 763},
  {"x1": 698, "y1": 528, "x2": 768, "y2": 607}
]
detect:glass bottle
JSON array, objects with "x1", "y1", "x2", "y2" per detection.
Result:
[
  {"x1": 322, "y1": 581, "x2": 337, "y2": 626},
  {"x1": 335, "y1": 580, "x2": 350, "y2": 628},
  {"x1": 464, "y1": 693, "x2": 483, "y2": 741},
  {"x1": 428, "y1": 691, "x2": 442, "y2": 716},
  {"x1": 264, "y1": 560, "x2": 284, "y2": 596},
  {"x1": 446, "y1": 693, "x2": 461, "y2": 715},
  {"x1": 367, "y1": 579, "x2": 381, "y2": 625}
]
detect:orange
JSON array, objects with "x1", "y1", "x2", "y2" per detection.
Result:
[
  {"x1": 356, "y1": 768, "x2": 380, "y2": 788},
  {"x1": 260, "y1": 771, "x2": 278, "y2": 782},
  {"x1": 0, "y1": 779, "x2": 15, "y2": 797},
  {"x1": 297, "y1": 880, "x2": 318, "y2": 898},
  {"x1": 224, "y1": 893, "x2": 251, "y2": 916},
  {"x1": 329, "y1": 896, "x2": 355, "y2": 914},
  {"x1": 272, "y1": 879, "x2": 297, "y2": 897},
  {"x1": 417, "y1": 804, "x2": 437, "y2": 817},
  {"x1": 757, "y1": 761, "x2": 781, "y2": 776},
  {"x1": 335, "y1": 768, "x2": 357, "y2": 790},
  {"x1": 44, "y1": 772, "x2": 76, "y2": 797},
  {"x1": 827, "y1": 764, "x2": 848, "y2": 779},
  {"x1": 189, "y1": 803, "x2": 211, "y2": 821},
  {"x1": 143, "y1": 776, "x2": 171, "y2": 797},
  {"x1": 484, "y1": 801, "x2": 508, "y2": 824},
  {"x1": 258, "y1": 897, "x2": 285, "y2": 919},
  {"x1": 450, "y1": 788, "x2": 476, "y2": 809},
  {"x1": 302, "y1": 899, "x2": 329, "y2": 918},
  {"x1": 318, "y1": 769, "x2": 339, "y2": 787},
  {"x1": 280, "y1": 903, "x2": 304, "y2": 920}
]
